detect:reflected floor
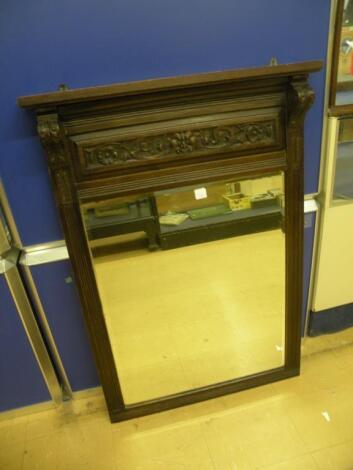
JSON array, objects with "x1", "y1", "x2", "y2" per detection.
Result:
[{"x1": 93, "y1": 229, "x2": 285, "y2": 404}]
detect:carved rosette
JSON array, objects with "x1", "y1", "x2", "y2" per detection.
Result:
[
  {"x1": 37, "y1": 114, "x2": 73, "y2": 205},
  {"x1": 83, "y1": 121, "x2": 276, "y2": 170}
]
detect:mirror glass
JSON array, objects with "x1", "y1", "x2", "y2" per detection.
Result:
[
  {"x1": 80, "y1": 172, "x2": 286, "y2": 405},
  {"x1": 333, "y1": 117, "x2": 353, "y2": 203},
  {"x1": 336, "y1": 0, "x2": 353, "y2": 105}
]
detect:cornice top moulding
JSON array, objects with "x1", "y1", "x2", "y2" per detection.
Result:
[{"x1": 17, "y1": 61, "x2": 322, "y2": 109}]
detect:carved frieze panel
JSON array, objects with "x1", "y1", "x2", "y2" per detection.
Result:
[{"x1": 76, "y1": 115, "x2": 283, "y2": 174}]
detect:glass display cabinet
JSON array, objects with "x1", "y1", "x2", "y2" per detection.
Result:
[
  {"x1": 332, "y1": 117, "x2": 353, "y2": 201},
  {"x1": 312, "y1": 113, "x2": 353, "y2": 312},
  {"x1": 18, "y1": 61, "x2": 321, "y2": 422},
  {"x1": 331, "y1": 0, "x2": 353, "y2": 105},
  {"x1": 312, "y1": 0, "x2": 353, "y2": 316}
]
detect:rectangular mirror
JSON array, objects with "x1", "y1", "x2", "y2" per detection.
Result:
[
  {"x1": 18, "y1": 61, "x2": 321, "y2": 420},
  {"x1": 80, "y1": 172, "x2": 285, "y2": 405}
]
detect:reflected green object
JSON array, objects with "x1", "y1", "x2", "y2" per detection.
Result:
[
  {"x1": 187, "y1": 204, "x2": 230, "y2": 220},
  {"x1": 95, "y1": 204, "x2": 129, "y2": 218},
  {"x1": 159, "y1": 213, "x2": 189, "y2": 226}
]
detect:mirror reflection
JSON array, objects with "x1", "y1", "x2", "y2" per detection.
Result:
[
  {"x1": 80, "y1": 173, "x2": 285, "y2": 405},
  {"x1": 336, "y1": 0, "x2": 353, "y2": 104},
  {"x1": 333, "y1": 117, "x2": 353, "y2": 202}
]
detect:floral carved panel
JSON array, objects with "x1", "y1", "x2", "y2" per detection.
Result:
[{"x1": 80, "y1": 118, "x2": 282, "y2": 172}]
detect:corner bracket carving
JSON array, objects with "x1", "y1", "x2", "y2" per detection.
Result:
[
  {"x1": 37, "y1": 114, "x2": 67, "y2": 170},
  {"x1": 37, "y1": 114, "x2": 73, "y2": 205},
  {"x1": 287, "y1": 79, "x2": 315, "y2": 128},
  {"x1": 286, "y1": 79, "x2": 315, "y2": 172}
]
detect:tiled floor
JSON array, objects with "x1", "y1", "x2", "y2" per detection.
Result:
[
  {"x1": 94, "y1": 230, "x2": 285, "y2": 404},
  {"x1": 2, "y1": 328, "x2": 353, "y2": 469}
]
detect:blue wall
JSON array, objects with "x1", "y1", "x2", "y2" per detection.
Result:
[
  {"x1": 0, "y1": 1, "x2": 331, "y2": 401},
  {"x1": 0, "y1": 0, "x2": 330, "y2": 245},
  {"x1": 28, "y1": 261, "x2": 99, "y2": 391}
]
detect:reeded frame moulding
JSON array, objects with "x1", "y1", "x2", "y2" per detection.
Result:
[{"x1": 18, "y1": 61, "x2": 322, "y2": 422}]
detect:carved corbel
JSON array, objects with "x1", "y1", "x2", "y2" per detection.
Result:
[
  {"x1": 287, "y1": 78, "x2": 315, "y2": 129},
  {"x1": 286, "y1": 78, "x2": 315, "y2": 171},
  {"x1": 37, "y1": 114, "x2": 73, "y2": 205},
  {"x1": 37, "y1": 114, "x2": 67, "y2": 169}
]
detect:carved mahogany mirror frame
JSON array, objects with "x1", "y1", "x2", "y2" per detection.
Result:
[{"x1": 18, "y1": 61, "x2": 322, "y2": 422}]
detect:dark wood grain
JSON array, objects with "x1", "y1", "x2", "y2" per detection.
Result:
[
  {"x1": 337, "y1": 79, "x2": 353, "y2": 91},
  {"x1": 77, "y1": 152, "x2": 287, "y2": 202},
  {"x1": 111, "y1": 367, "x2": 299, "y2": 422},
  {"x1": 18, "y1": 62, "x2": 322, "y2": 422},
  {"x1": 329, "y1": 103, "x2": 353, "y2": 116},
  {"x1": 18, "y1": 61, "x2": 322, "y2": 108}
]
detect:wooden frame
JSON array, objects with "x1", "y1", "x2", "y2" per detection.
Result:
[{"x1": 18, "y1": 61, "x2": 322, "y2": 422}]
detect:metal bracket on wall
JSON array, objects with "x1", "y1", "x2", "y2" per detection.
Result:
[
  {"x1": 1, "y1": 179, "x2": 71, "y2": 403},
  {"x1": 304, "y1": 197, "x2": 319, "y2": 229},
  {"x1": 19, "y1": 242, "x2": 72, "y2": 401},
  {"x1": 0, "y1": 249, "x2": 64, "y2": 404},
  {"x1": 20, "y1": 241, "x2": 69, "y2": 266},
  {"x1": 304, "y1": 197, "x2": 319, "y2": 213}
]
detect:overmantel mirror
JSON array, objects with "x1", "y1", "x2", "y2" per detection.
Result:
[{"x1": 18, "y1": 61, "x2": 322, "y2": 422}]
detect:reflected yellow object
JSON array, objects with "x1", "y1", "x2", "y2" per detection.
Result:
[{"x1": 222, "y1": 193, "x2": 251, "y2": 210}]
